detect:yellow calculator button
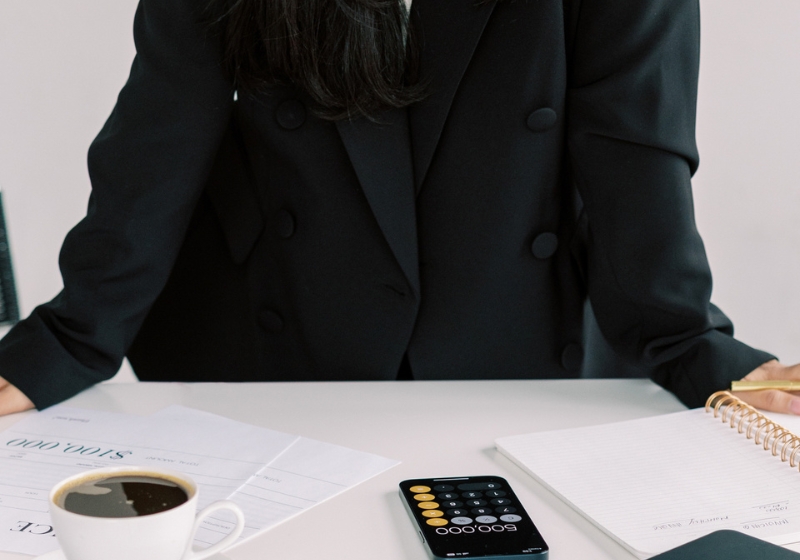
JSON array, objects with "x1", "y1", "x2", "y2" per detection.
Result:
[
  {"x1": 417, "y1": 502, "x2": 439, "y2": 509},
  {"x1": 422, "y1": 510, "x2": 444, "y2": 518},
  {"x1": 413, "y1": 494, "x2": 436, "y2": 501},
  {"x1": 409, "y1": 486, "x2": 431, "y2": 493},
  {"x1": 426, "y1": 518, "x2": 448, "y2": 526}
]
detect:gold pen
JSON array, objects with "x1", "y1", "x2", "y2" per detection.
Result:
[{"x1": 731, "y1": 380, "x2": 800, "y2": 392}]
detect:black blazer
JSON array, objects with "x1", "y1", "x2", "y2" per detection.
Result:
[{"x1": 0, "y1": 0, "x2": 774, "y2": 409}]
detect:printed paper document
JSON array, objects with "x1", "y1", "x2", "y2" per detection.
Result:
[{"x1": 0, "y1": 405, "x2": 398, "y2": 556}]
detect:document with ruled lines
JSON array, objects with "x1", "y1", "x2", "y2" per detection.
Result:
[
  {"x1": 0, "y1": 405, "x2": 398, "y2": 556},
  {"x1": 497, "y1": 409, "x2": 800, "y2": 558}
]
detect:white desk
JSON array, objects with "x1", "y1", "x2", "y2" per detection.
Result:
[{"x1": 0, "y1": 379, "x2": 725, "y2": 559}]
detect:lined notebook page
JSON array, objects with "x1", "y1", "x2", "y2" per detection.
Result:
[{"x1": 496, "y1": 409, "x2": 800, "y2": 558}]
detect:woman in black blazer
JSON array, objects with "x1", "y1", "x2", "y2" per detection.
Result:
[{"x1": 0, "y1": 0, "x2": 797, "y2": 414}]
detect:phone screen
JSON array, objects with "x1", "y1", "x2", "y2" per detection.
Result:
[{"x1": 399, "y1": 476, "x2": 548, "y2": 559}]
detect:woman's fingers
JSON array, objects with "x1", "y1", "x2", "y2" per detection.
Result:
[
  {"x1": 733, "y1": 360, "x2": 800, "y2": 414},
  {"x1": 0, "y1": 377, "x2": 35, "y2": 416}
]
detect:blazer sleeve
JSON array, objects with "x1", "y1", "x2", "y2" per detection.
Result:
[
  {"x1": 0, "y1": 0, "x2": 234, "y2": 408},
  {"x1": 565, "y1": 0, "x2": 775, "y2": 408}
]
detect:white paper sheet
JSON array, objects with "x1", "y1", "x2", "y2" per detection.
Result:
[
  {"x1": 194, "y1": 436, "x2": 400, "y2": 546},
  {"x1": 0, "y1": 405, "x2": 398, "y2": 556},
  {"x1": 150, "y1": 407, "x2": 399, "y2": 548}
]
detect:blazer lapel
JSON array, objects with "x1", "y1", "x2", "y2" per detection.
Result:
[
  {"x1": 336, "y1": 108, "x2": 420, "y2": 297},
  {"x1": 334, "y1": 0, "x2": 495, "y2": 293},
  {"x1": 409, "y1": 0, "x2": 497, "y2": 193}
]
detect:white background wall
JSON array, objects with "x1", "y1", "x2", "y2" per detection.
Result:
[
  {"x1": 0, "y1": 0, "x2": 798, "y2": 382},
  {"x1": 694, "y1": 1, "x2": 800, "y2": 364}
]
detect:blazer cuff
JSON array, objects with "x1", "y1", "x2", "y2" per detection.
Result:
[
  {"x1": 655, "y1": 329, "x2": 776, "y2": 409},
  {"x1": 0, "y1": 310, "x2": 114, "y2": 409}
]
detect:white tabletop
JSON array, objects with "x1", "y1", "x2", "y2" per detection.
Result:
[{"x1": 0, "y1": 379, "x2": 700, "y2": 559}]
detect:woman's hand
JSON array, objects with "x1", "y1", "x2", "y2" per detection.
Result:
[
  {"x1": 0, "y1": 376, "x2": 35, "y2": 416},
  {"x1": 733, "y1": 360, "x2": 800, "y2": 414}
]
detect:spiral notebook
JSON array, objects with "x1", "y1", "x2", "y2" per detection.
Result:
[{"x1": 496, "y1": 392, "x2": 800, "y2": 559}]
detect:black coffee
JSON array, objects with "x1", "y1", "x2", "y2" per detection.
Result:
[{"x1": 57, "y1": 475, "x2": 189, "y2": 518}]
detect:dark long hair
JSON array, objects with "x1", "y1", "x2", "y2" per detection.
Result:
[{"x1": 209, "y1": 0, "x2": 426, "y2": 120}]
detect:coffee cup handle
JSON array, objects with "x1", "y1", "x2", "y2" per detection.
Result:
[{"x1": 183, "y1": 500, "x2": 245, "y2": 560}]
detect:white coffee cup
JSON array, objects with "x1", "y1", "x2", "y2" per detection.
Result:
[{"x1": 48, "y1": 466, "x2": 245, "y2": 560}]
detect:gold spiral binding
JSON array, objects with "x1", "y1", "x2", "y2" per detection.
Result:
[{"x1": 706, "y1": 391, "x2": 800, "y2": 471}]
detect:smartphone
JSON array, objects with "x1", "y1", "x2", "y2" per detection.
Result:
[{"x1": 399, "y1": 476, "x2": 548, "y2": 559}]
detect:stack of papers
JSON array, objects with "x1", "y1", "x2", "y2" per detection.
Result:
[{"x1": 0, "y1": 405, "x2": 398, "y2": 556}]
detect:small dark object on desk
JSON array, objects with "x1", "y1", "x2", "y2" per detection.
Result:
[
  {"x1": 0, "y1": 191, "x2": 18, "y2": 325},
  {"x1": 650, "y1": 530, "x2": 800, "y2": 559}
]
